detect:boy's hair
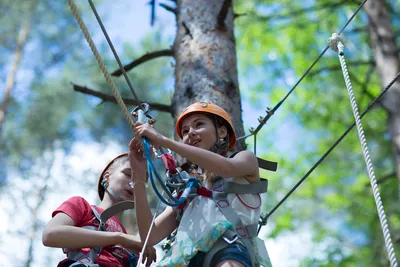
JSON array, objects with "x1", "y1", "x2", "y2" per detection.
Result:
[
  {"x1": 97, "y1": 153, "x2": 129, "y2": 200},
  {"x1": 107, "y1": 156, "x2": 129, "y2": 174}
]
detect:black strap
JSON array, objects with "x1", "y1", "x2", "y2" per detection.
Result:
[
  {"x1": 257, "y1": 157, "x2": 278, "y2": 172},
  {"x1": 100, "y1": 200, "x2": 135, "y2": 224},
  {"x1": 223, "y1": 179, "x2": 268, "y2": 194}
]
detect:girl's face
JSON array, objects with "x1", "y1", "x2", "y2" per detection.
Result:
[
  {"x1": 181, "y1": 113, "x2": 227, "y2": 150},
  {"x1": 104, "y1": 161, "x2": 134, "y2": 201}
]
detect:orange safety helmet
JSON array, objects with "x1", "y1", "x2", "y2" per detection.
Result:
[
  {"x1": 97, "y1": 153, "x2": 128, "y2": 200},
  {"x1": 175, "y1": 102, "x2": 236, "y2": 150}
]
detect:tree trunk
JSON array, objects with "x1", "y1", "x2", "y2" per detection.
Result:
[
  {"x1": 0, "y1": 19, "x2": 31, "y2": 132},
  {"x1": 364, "y1": 0, "x2": 400, "y2": 182},
  {"x1": 172, "y1": 0, "x2": 245, "y2": 151}
]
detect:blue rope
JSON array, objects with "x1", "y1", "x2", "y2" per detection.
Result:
[
  {"x1": 127, "y1": 254, "x2": 137, "y2": 267},
  {"x1": 143, "y1": 138, "x2": 199, "y2": 207}
]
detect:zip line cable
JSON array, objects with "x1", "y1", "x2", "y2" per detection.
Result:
[
  {"x1": 67, "y1": 0, "x2": 135, "y2": 131},
  {"x1": 258, "y1": 70, "x2": 400, "y2": 234},
  {"x1": 237, "y1": 0, "x2": 368, "y2": 141},
  {"x1": 88, "y1": 0, "x2": 142, "y2": 105}
]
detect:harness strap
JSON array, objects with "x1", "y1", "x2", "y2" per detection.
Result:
[
  {"x1": 223, "y1": 179, "x2": 268, "y2": 194},
  {"x1": 99, "y1": 200, "x2": 135, "y2": 228},
  {"x1": 211, "y1": 178, "x2": 259, "y2": 266},
  {"x1": 161, "y1": 153, "x2": 177, "y2": 174},
  {"x1": 257, "y1": 157, "x2": 278, "y2": 172},
  {"x1": 90, "y1": 206, "x2": 105, "y2": 231},
  {"x1": 63, "y1": 225, "x2": 103, "y2": 265},
  {"x1": 63, "y1": 203, "x2": 135, "y2": 266}
]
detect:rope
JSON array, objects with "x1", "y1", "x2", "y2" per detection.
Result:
[
  {"x1": 136, "y1": 196, "x2": 162, "y2": 267},
  {"x1": 88, "y1": 0, "x2": 142, "y2": 103},
  {"x1": 258, "y1": 70, "x2": 400, "y2": 234},
  {"x1": 237, "y1": 0, "x2": 368, "y2": 140},
  {"x1": 67, "y1": 0, "x2": 135, "y2": 132},
  {"x1": 329, "y1": 34, "x2": 398, "y2": 267}
]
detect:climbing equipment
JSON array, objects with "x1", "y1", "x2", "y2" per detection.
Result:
[
  {"x1": 328, "y1": 33, "x2": 398, "y2": 267},
  {"x1": 62, "y1": 201, "x2": 137, "y2": 267}
]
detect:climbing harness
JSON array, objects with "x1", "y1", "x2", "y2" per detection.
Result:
[
  {"x1": 141, "y1": 146, "x2": 276, "y2": 266},
  {"x1": 63, "y1": 201, "x2": 137, "y2": 267},
  {"x1": 328, "y1": 33, "x2": 398, "y2": 267}
]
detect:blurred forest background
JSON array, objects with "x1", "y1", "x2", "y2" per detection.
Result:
[{"x1": 0, "y1": 0, "x2": 399, "y2": 266}]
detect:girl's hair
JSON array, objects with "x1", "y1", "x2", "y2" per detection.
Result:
[{"x1": 190, "y1": 114, "x2": 231, "y2": 185}]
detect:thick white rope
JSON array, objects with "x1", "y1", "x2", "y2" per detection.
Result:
[{"x1": 328, "y1": 33, "x2": 398, "y2": 267}]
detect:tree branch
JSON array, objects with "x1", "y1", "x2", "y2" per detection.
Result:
[
  {"x1": 350, "y1": 68, "x2": 390, "y2": 112},
  {"x1": 111, "y1": 49, "x2": 173, "y2": 76},
  {"x1": 182, "y1": 21, "x2": 193, "y2": 39},
  {"x1": 308, "y1": 60, "x2": 375, "y2": 77},
  {"x1": 150, "y1": 0, "x2": 156, "y2": 26},
  {"x1": 234, "y1": 12, "x2": 247, "y2": 20},
  {"x1": 217, "y1": 0, "x2": 232, "y2": 30},
  {"x1": 0, "y1": 18, "x2": 31, "y2": 133},
  {"x1": 72, "y1": 83, "x2": 172, "y2": 113},
  {"x1": 159, "y1": 3, "x2": 177, "y2": 14},
  {"x1": 364, "y1": 171, "x2": 396, "y2": 188},
  {"x1": 255, "y1": 0, "x2": 352, "y2": 21}
]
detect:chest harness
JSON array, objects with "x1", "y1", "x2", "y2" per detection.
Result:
[
  {"x1": 146, "y1": 142, "x2": 277, "y2": 267},
  {"x1": 62, "y1": 201, "x2": 137, "y2": 267}
]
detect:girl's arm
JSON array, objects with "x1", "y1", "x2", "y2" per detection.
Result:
[
  {"x1": 129, "y1": 138, "x2": 178, "y2": 246},
  {"x1": 161, "y1": 137, "x2": 259, "y2": 182},
  {"x1": 133, "y1": 123, "x2": 259, "y2": 182},
  {"x1": 42, "y1": 213, "x2": 142, "y2": 251}
]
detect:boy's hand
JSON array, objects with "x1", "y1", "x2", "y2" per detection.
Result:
[
  {"x1": 141, "y1": 246, "x2": 157, "y2": 266},
  {"x1": 118, "y1": 233, "x2": 156, "y2": 266}
]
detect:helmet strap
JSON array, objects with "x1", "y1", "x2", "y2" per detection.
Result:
[
  {"x1": 210, "y1": 115, "x2": 228, "y2": 155},
  {"x1": 101, "y1": 180, "x2": 123, "y2": 202}
]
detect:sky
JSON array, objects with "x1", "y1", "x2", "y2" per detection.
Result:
[{"x1": 0, "y1": 1, "x2": 321, "y2": 266}]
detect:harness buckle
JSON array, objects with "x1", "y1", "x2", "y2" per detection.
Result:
[
  {"x1": 153, "y1": 147, "x2": 173, "y2": 158},
  {"x1": 235, "y1": 227, "x2": 249, "y2": 238},
  {"x1": 216, "y1": 200, "x2": 230, "y2": 208},
  {"x1": 222, "y1": 235, "x2": 239, "y2": 244}
]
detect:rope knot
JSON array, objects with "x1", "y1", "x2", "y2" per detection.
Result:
[{"x1": 328, "y1": 33, "x2": 344, "y2": 55}]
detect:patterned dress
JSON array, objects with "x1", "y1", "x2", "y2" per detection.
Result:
[{"x1": 157, "y1": 177, "x2": 271, "y2": 267}]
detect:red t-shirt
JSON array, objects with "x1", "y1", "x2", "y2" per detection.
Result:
[{"x1": 52, "y1": 196, "x2": 134, "y2": 267}]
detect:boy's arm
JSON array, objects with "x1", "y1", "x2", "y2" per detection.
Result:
[{"x1": 42, "y1": 212, "x2": 141, "y2": 251}]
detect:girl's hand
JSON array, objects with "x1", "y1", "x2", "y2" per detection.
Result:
[
  {"x1": 133, "y1": 122, "x2": 165, "y2": 148},
  {"x1": 128, "y1": 138, "x2": 147, "y2": 181}
]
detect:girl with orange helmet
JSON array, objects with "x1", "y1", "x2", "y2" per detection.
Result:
[{"x1": 130, "y1": 101, "x2": 266, "y2": 267}]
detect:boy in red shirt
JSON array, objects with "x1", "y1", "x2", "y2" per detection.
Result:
[{"x1": 42, "y1": 153, "x2": 156, "y2": 267}]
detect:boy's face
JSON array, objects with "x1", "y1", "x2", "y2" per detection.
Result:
[{"x1": 105, "y1": 161, "x2": 134, "y2": 201}]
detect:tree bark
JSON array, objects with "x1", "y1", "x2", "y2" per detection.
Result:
[
  {"x1": 0, "y1": 19, "x2": 31, "y2": 132},
  {"x1": 364, "y1": 0, "x2": 400, "y2": 182},
  {"x1": 172, "y1": 0, "x2": 245, "y2": 151}
]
